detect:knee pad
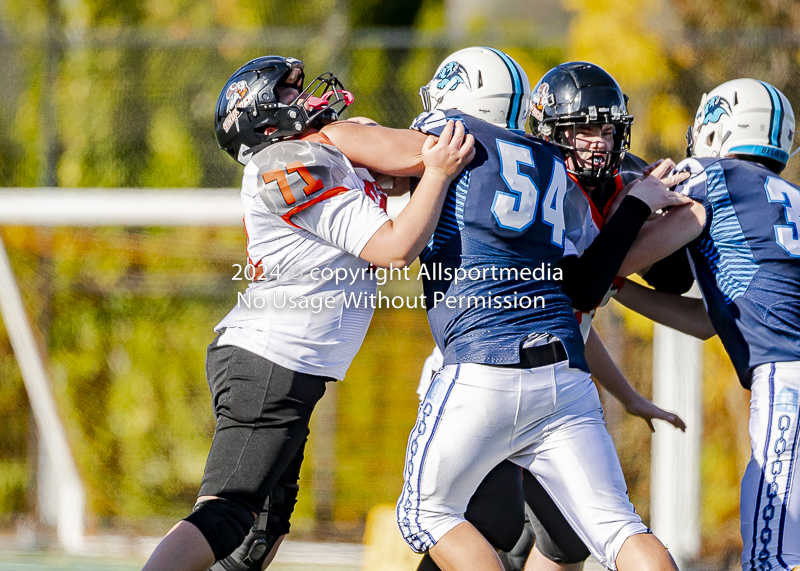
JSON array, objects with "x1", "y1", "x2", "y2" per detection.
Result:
[
  {"x1": 184, "y1": 498, "x2": 254, "y2": 561},
  {"x1": 208, "y1": 482, "x2": 298, "y2": 571},
  {"x1": 209, "y1": 511, "x2": 279, "y2": 571}
]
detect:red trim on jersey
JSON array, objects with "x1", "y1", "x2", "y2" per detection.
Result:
[
  {"x1": 567, "y1": 171, "x2": 625, "y2": 229},
  {"x1": 281, "y1": 186, "x2": 350, "y2": 228},
  {"x1": 568, "y1": 171, "x2": 606, "y2": 229}
]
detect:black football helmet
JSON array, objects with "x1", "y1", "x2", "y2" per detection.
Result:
[
  {"x1": 528, "y1": 62, "x2": 633, "y2": 186},
  {"x1": 215, "y1": 56, "x2": 352, "y2": 164}
]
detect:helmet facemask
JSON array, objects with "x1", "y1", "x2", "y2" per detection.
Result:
[
  {"x1": 255, "y1": 71, "x2": 352, "y2": 147},
  {"x1": 549, "y1": 117, "x2": 632, "y2": 187},
  {"x1": 295, "y1": 72, "x2": 353, "y2": 129},
  {"x1": 528, "y1": 62, "x2": 634, "y2": 187}
]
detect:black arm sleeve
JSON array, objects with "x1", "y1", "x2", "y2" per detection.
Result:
[
  {"x1": 559, "y1": 195, "x2": 651, "y2": 311},
  {"x1": 641, "y1": 248, "x2": 695, "y2": 294}
]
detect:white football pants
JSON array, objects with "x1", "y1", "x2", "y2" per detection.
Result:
[
  {"x1": 397, "y1": 361, "x2": 648, "y2": 570},
  {"x1": 741, "y1": 362, "x2": 800, "y2": 571}
]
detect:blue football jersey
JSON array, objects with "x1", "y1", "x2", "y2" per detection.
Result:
[
  {"x1": 412, "y1": 109, "x2": 587, "y2": 371},
  {"x1": 677, "y1": 157, "x2": 800, "y2": 388}
]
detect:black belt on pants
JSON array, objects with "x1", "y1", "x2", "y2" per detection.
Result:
[{"x1": 497, "y1": 341, "x2": 568, "y2": 369}]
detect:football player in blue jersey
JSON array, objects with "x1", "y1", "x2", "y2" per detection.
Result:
[
  {"x1": 290, "y1": 47, "x2": 690, "y2": 570},
  {"x1": 414, "y1": 60, "x2": 692, "y2": 571},
  {"x1": 392, "y1": 47, "x2": 692, "y2": 571},
  {"x1": 639, "y1": 78, "x2": 800, "y2": 571}
]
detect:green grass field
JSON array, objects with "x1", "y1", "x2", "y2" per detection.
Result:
[{"x1": 0, "y1": 552, "x2": 359, "y2": 571}]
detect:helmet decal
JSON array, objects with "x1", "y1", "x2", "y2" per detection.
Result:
[
  {"x1": 222, "y1": 80, "x2": 255, "y2": 133},
  {"x1": 701, "y1": 95, "x2": 732, "y2": 126},
  {"x1": 434, "y1": 61, "x2": 472, "y2": 95},
  {"x1": 225, "y1": 80, "x2": 251, "y2": 113},
  {"x1": 222, "y1": 108, "x2": 240, "y2": 133},
  {"x1": 530, "y1": 83, "x2": 553, "y2": 122}
]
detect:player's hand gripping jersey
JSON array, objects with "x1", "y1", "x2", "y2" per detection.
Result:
[
  {"x1": 412, "y1": 109, "x2": 588, "y2": 371},
  {"x1": 215, "y1": 134, "x2": 389, "y2": 380},
  {"x1": 677, "y1": 156, "x2": 800, "y2": 388}
]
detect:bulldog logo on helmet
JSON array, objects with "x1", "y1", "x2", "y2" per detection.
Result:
[{"x1": 701, "y1": 95, "x2": 732, "y2": 126}]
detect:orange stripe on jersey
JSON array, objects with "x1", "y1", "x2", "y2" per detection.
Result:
[
  {"x1": 281, "y1": 186, "x2": 350, "y2": 228},
  {"x1": 567, "y1": 171, "x2": 626, "y2": 229}
]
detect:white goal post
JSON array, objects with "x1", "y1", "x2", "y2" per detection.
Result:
[
  {"x1": 0, "y1": 188, "x2": 409, "y2": 551},
  {"x1": 0, "y1": 188, "x2": 700, "y2": 560}
]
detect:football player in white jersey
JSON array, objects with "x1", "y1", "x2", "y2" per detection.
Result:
[
  {"x1": 141, "y1": 56, "x2": 474, "y2": 571},
  {"x1": 189, "y1": 49, "x2": 688, "y2": 571}
]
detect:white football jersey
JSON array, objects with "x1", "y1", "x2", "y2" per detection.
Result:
[{"x1": 215, "y1": 134, "x2": 390, "y2": 380}]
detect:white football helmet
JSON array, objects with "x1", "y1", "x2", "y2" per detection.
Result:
[
  {"x1": 688, "y1": 78, "x2": 795, "y2": 171},
  {"x1": 419, "y1": 46, "x2": 531, "y2": 131}
]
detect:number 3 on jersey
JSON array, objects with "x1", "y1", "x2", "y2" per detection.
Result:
[
  {"x1": 765, "y1": 176, "x2": 800, "y2": 257},
  {"x1": 491, "y1": 140, "x2": 567, "y2": 246}
]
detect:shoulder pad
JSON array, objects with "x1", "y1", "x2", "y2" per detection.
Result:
[
  {"x1": 252, "y1": 141, "x2": 353, "y2": 216},
  {"x1": 617, "y1": 153, "x2": 647, "y2": 185},
  {"x1": 674, "y1": 157, "x2": 709, "y2": 197},
  {"x1": 675, "y1": 157, "x2": 708, "y2": 177},
  {"x1": 529, "y1": 136, "x2": 561, "y2": 156},
  {"x1": 410, "y1": 109, "x2": 466, "y2": 135}
]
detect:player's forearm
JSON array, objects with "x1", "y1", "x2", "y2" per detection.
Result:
[
  {"x1": 585, "y1": 327, "x2": 641, "y2": 408},
  {"x1": 613, "y1": 279, "x2": 716, "y2": 340},
  {"x1": 358, "y1": 171, "x2": 450, "y2": 268},
  {"x1": 618, "y1": 202, "x2": 705, "y2": 277},
  {"x1": 640, "y1": 248, "x2": 695, "y2": 295},
  {"x1": 372, "y1": 175, "x2": 411, "y2": 197},
  {"x1": 322, "y1": 121, "x2": 426, "y2": 178},
  {"x1": 559, "y1": 195, "x2": 651, "y2": 311}
]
